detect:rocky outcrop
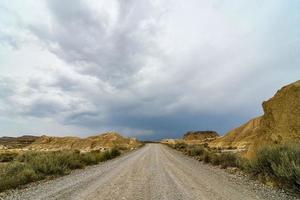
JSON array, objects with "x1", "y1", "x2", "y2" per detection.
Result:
[
  {"x1": 183, "y1": 131, "x2": 219, "y2": 141},
  {"x1": 210, "y1": 80, "x2": 300, "y2": 157}
]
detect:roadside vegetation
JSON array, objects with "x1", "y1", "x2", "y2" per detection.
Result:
[
  {"x1": 0, "y1": 152, "x2": 19, "y2": 162},
  {"x1": 247, "y1": 145, "x2": 300, "y2": 194},
  {"x1": 168, "y1": 143, "x2": 300, "y2": 196},
  {"x1": 0, "y1": 148, "x2": 121, "y2": 192}
]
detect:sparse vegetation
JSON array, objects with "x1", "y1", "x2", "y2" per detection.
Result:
[
  {"x1": 0, "y1": 162, "x2": 38, "y2": 191},
  {"x1": 246, "y1": 145, "x2": 300, "y2": 194},
  {"x1": 178, "y1": 144, "x2": 240, "y2": 168},
  {"x1": 187, "y1": 146, "x2": 205, "y2": 157},
  {"x1": 0, "y1": 152, "x2": 19, "y2": 162},
  {"x1": 174, "y1": 142, "x2": 188, "y2": 150},
  {"x1": 168, "y1": 142, "x2": 300, "y2": 196},
  {"x1": 0, "y1": 148, "x2": 121, "y2": 192}
]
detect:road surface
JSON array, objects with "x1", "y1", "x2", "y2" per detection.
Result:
[{"x1": 2, "y1": 144, "x2": 295, "y2": 200}]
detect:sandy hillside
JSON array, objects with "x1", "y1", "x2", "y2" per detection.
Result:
[
  {"x1": 210, "y1": 80, "x2": 300, "y2": 157},
  {"x1": 26, "y1": 132, "x2": 142, "y2": 151}
]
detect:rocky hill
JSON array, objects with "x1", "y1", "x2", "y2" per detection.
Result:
[
  {"x1": 210, "y1": 80, "x2": 300, "y2": 157},
  {"x1": 183, "y1": 131, "x2": 219, "y2": 141},
  {"x1": 161, "y1": 131, "x2": 219, "y2": 146},
  {"x1": 0, "y1": 135, "x2": 39, "y2": 149},
  {"x1": 27, "y1": 132, "x2": 142, "y2": 151}
]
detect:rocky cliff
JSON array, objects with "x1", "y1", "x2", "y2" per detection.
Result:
[{"x1": 210, "y1": 80, "x2": 300, "y2": 157}]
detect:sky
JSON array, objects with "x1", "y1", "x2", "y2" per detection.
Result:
[{"x1": 0, "y1": 0, "x2": 299, "y2": 140}]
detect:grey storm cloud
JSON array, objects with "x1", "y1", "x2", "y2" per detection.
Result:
[
  {"x1": 30, "y1": 0, "x2": 163, "y2": 85},
  {"x1": 0, "y1": 0, "x2": 300, "y2": 139}
]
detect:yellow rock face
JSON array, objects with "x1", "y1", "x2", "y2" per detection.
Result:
[{"x1": 209, "y1": 80, "x2": 300, "y2": 158}]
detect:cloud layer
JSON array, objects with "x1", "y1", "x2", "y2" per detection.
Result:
[{"x1": 0, "y1": 0, "x2": 300, "y2": 139}]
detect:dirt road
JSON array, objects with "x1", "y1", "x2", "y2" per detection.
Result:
[{"x1": 2, "y1": 144, "x2": 296, "y2": 200}]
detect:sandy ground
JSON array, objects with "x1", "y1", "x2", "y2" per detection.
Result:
[{"x1": 1, "y1": 144, "x2": 297, "y2": 200}]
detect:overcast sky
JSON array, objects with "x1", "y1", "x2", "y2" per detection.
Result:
[{"x1": 0, "y1": 0, "x2": 299, "y2": 140}]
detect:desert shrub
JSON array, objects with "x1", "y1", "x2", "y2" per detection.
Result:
[
  {"x1": 81, "y1": 148, "x2": 120, "y2": 165},
  {"x1": 210, "y1": 153, "x2": 221, "y2": 166},
  {"x1": 102, "y1": 150, "x2": 112, "y2": 161},
  {"x1": 174, "y1": 142, "x2": 187, "y2": 150},
  {"x1": 203, "y1": 151, "x2": 213, "y2": 163},
  {"x1": 18, "y1": 151, "x2": 84, "y2": 176},
  {"x1": 81, "y1": 151, "x2": 102, "y2": 165},
  {"x1": 110, "y1": 148, "x2": 121, "y2": 158},
  {"x1": 193, "y1": 149, "x2": 240, "y2": 169},
  {"x1": 0, "y1": 148, "x2": 122, "y2": 192},
  {"x1": 188, "y1": 146, "x2": 205, "y2": 157},
  {"x1": 219, "y1": 153, "x2": 239, "y2": 169},
  {"x1": 0, "y1": 165, "x2": 5, "y2": 175},
  {"x1": 60, "y1": 151, "x2": 84, "y2": 170},
  {"x1": 24, "y1": 152, "x2": 68, "y2": 175},
  {"x1": 247, "y1": 147, "x2": 283, "y2": 178},
  {"x1": 248, "y1": 145, "x2": 300, "y2": 194},
  {"x1": 0, "y1": 162, "x2": 38, "y2": 191},
  {"x1": 0, "y1": 152, "x2": 18, "y2": 162},
  {"x1": 235, "y1": 156, "x2": 249, "y2": 170},
  {"x1": 74, "y1": 149, "x2": 81, "y2": 154}
]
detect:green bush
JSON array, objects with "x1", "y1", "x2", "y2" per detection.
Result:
[{"x1": 248, "y1": 145, "x2": 300, "y2": 194}]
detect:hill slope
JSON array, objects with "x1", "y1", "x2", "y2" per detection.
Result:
[
  {"x1": 27, "y1": 132, "x2": 142, "y2": 151},
  {"x1": 0, "y1": 135, "x2": 39, "y2": 149},
  {"x1": 210, "y1": 80, "x2": 300, "y2": 157},
  {"x1": 183, "y1": 131, "x2": 219, "y2": 141}
]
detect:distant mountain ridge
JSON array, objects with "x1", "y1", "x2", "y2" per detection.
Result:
[
  {"x1": 0, "y1": 132, "x2": 142, "y2": 152},
  {"x1": 0, "y1": 135, "x2": 39, "y2": 149},
  {"x1": 210, "y1": 80, "x2": 300, "y2": 157},
  {"x1": 27, "y1": 132, "x2": 142, "y2": 151}
]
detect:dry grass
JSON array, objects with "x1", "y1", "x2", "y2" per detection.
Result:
[
  {"x1": 169, "y1": 143, "x2": 300, "y2": 196},
  {"x1": 0, "y1": 152, "x2": 19, "y2": 162},
  {"x1": 0, "y1": 148, "x2": 121, "y2": 192},
  {"x1": 246, "y1": 145, "x2": 300, "y2": 194}
]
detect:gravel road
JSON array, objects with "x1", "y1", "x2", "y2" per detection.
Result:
[{"x1": 1, "y1": 144, "x2": 298, "y2": 200}]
